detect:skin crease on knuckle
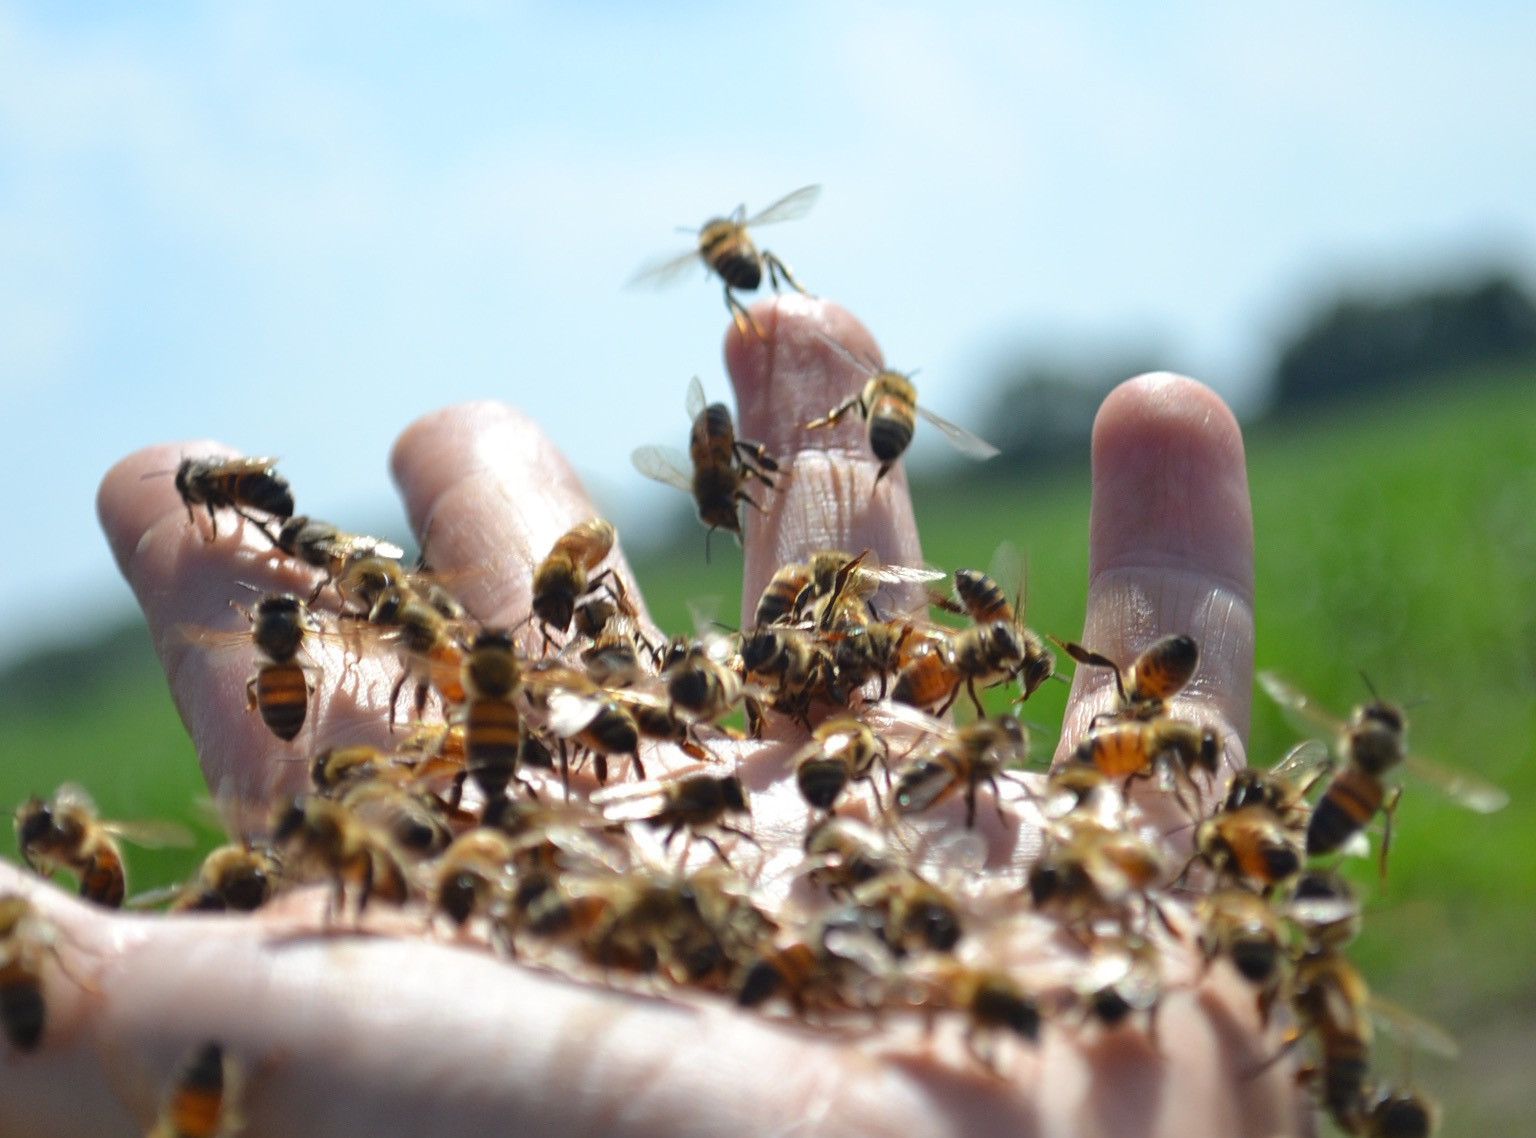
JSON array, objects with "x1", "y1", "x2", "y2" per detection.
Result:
[{"x1": 0, "y1": 295, "x2": 1307, "y2": 1138}]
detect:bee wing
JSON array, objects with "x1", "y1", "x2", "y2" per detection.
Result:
[
  {"x1": 1368, "y1": 994, "x2": 1461, "y2": 1059},
  {"x1": 216, "y1": 455, "x2": 283, "y2": 474},
  {"x1": 1256, "y1": 671, "x2": 1346, "y2": 738},
  {"x1": 685, "y1": 375, "x2": 708, "y2": 421},
  {"x1": 102, "y1": 817, "x2": 196, "y2": 849},
  {"x1": 1267, "y1": 738, "x2": 1334, "y2": 783},
  {"x1": 631, "y1": 446, "x2": 695, "y2": 494},
  {"x1": 914, "y1": 404, "x2": 1001, "y2": 461},
  {"x1": 920, "y1": 827, "x2": 988, "y2": 877},
  {"x1": 173, "y1": 622, "x2": 252, "y2": 653},
  {"x1": 742, "y1": 184, "x2": 821, "y2": 228},
  {"x1": 1283, "y1": 894, "x2": 1361, "y2": 928},
  {"x1": 627, "y1": 246, "x2": 704, "y2": 290},
  {"x1": 51, "y1": 781, "x2": 99, "y2": 813},
  {"x1": 858, "y1": 557, "x2": 947, "y2": 588},
  {"x1": 123, "y1": 883, "x2": 187, "y2": 910},
  {"x1": 543, "y1": 687, "x2": 605, "y2": 738},
  {"x1": 1403, "y1": 753, "x2": 1510, "y2": 814}
]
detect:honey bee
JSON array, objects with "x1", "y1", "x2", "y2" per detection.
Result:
[
  {"x1": 147, "y1": 1040, "x2": 241, "y2": 1138},
  {"x1": 460, "y1": 627, "x2": 528, "y2": 804},
  {"x1": 1258, "y1": 672, "x2": 1508, "y2": 867},
  {"x1": 937, "y1": 548, "x2": 1055, "y2": 703},
  {"x1": 270, "y1": 796, "x2": 410, "y2": 920},
  {"x1": 1072, "y1": 932, "x2": 1165, "y2": 1034},
  {"x1": 168, "y1": 844, "x2": 281, "y2": 914},
  {"x1": 339, "y1": 780, "x2": 456, "y2": 858},
  {"x1": 661, "y1": 632, "x2": 746, "y2": 727},
  {"x1": 531, "y1": 518, "x2": 620, "y2": 639},
  {"x1": 431, "y1": 827, "x2": 522, "y2": 931},
  {"x1": 1356, "y1": 1085, "x2": 1439, "y2": 1138},
  {"x1": 1070, "y1": 715, "x2": 1220, "y2": 814},
  {"x1": 791, "y1": 715, "x2": 889, "y2": 814},
  {"x1": 1191, "y1": 796, "x2": 1305, "y2": 893},
  {"x1": 237, "y1": 592, "x2": 316, "y2": 742},
  {"x1": 1197, "y1": 889, "x2": 1290, "y2": 1021},
  {"x1": 365, "y1": 583, "x2": 468, "y2": 725},
  {"x1": 1028, "y1": 814, "x2": 1170, "y2": 938},
  {"x1": 892, "y1": 622, "x2": 1037, "y2": 716},
  {"x1": 907, "y1": 959, "x2": 1041, "y2": 1074},
  {"x1": 632, "y1": 377, "x2": 779, "y2": 558},
  {"x1": 593, "y1": 771, "x2": 752, "y2": 865},
  {"x1": 889, "y1": 712, "x2": 1031, "y2": 828},
  {"x1": 576, "y1": 593, "x2": 654, "y2": 689},
  {"x1": 1287, "y1": 869, "x2": 1362, "y2": 949},
  {"x1": 1057, "y1": 632, "x2": 1200, "y2": 724},
  {"x1": 735, "y1": 906, "x2": 891, "y2": 1018},
  {"x1": 14, "y1": 784, "x2": 191, "y2": 909},
  {"x1": 806, "y1": 335, "x2": 1000, "y2": 483},
  {"x1": 800, "y1": 816, "x2": 902, "y2": 896},
  {"x1": 1289, "y1": 947, "x2": 1376, "y2": 1128},
  {"x1": 523, "y1": 662, "x2": 644, "y2": 786},
  {"x1": 740, "y1": 624, "x2": 831, "y2": 724},
  {"x1": 849, "y1": 867, "x2": 966, "y2": 956},
  {"x1": 168, "y1": 455, "x2": 294, "y2": 540},
  {"x1": 272, "y1": 515, "x2": 405, "y2": 598},
  {"x1": 630, "y1": 184, "x2": 820, "y2": 337},
  {"x1": 0, "y1": 894, "x2": 68, "y2": 1052}
]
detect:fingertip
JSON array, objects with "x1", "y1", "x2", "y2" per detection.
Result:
[
  {"x1": 1090, "y1": 373, "x2": 1253, "y2": 601},
  {"x1": 96, "y1": 441, "x2": 231, "y2": 581}
]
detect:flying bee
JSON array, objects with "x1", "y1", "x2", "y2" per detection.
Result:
[
  {"x1": 1071, "y1": 715, "x2": 1221, "y2": 816},
  {"x1": 14, "y1": 784, "x2": 192, "y2": 909},
  {"x1": 1258, "y1": 672, "x2": 1508, "y2": 870},
  {"x1": 630, "y1": 184, "x2": 820, "y2": 337},
  {"x1": 162, "y1": 455, "x2": 294, "y2": 541},
  {"x1": 806, "y1": 334, "x2": 1000, "y2": 483},
  {"x1": 531, "y1": 518, "x2": 620, "y2": 640},
  {"x1": 1056, "y1": 632, "x2": 1201, "y2": 724},
  {"x1": 0, "y1": 894, "x2": 73, "y2": 1052},
  {"x1": 272, "y1": 515, "x2": 405, "y2": 599},
  {"x1": 147, "y1": 1040, "x2": 242, "y2": 1138},
  {"x1": 633, "y1": 377, "x2": 779, "y2": 558},
  {"x1": 270, "y1": 796, "x2": 410, "y2": 920},
  {"x1": 936, "y1": 543, "x2": 1055, "y2": 703},
  {"x1": 790, "y1": 715, "x2": 889, "y2": 814},
  {"x1": 888, "y1": 710, "x2": 1031, "y2": 829},
  {"x1": 593, "y1": 770, "x2": 753, "y2": 865}
]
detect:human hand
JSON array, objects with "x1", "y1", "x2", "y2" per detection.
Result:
[{"x1": 0, "y1": 296, "x2": 1302, "y2": 1137}]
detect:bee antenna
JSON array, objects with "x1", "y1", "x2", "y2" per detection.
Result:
[
  {"x1": 1358, "y1": 670, "x2": 1380, "y2": 700},
  {"x1": 672, "y1": 225, "x2": 696, "y2": 235},
  {"x1": 232, "y1": 580, "x2": 262, "y2": 595},
  {"x1": 138, "y1": 467, "x2": 177, "y2": 480}
]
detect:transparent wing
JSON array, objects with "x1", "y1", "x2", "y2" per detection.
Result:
[
  {"x1": 1369, "y1": 994, "x2": 1461, "y2": 1060},
  {"x1": 743, "y1": 184, "x2": 821, "y2": 228},
  {"x1": 915, "y1": 404, "x2": 1001, "y2": 460},
  {"x1": 102, "y1": 817, "x2": 196, "y2": 849},
  {"x1": 1257, "y1": 670, "x2": 1346, "y2": 738},
  {"x1": 627, "y1": 246, "x2": 704, "y2": 290},
  {"x1": 1404, "y1": 753, "x2": 1510, "y2": 814},
  {"x1": 685, "y1": 375, "x2": 708, "y2": 421},
  {"x1": 856, "y1": 552, "x2": 947, "y2": 588},
  {"x1": 631, "y1": 446, "x2": 695, "y2": 493},
  {"x1": 1268, "y1": 738, "x2": 1334, "y2": 782},
  {"x1": 543, "y1": 687, "x2": 605, "y2": 738}
]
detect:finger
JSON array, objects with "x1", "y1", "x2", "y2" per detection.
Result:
[
  {"x1": 726, "y1": 296, "x2": 925, "y2": 629},
  {"x1": 389, "y1": 401, "x2": 652, "y2": 637},
  {"x1": 1053, "y1": 374, "x2": 1256, "y2": 783},
  {"x1": 0, "y1": 863, "x2": 1304, "y2": 1138},
  {"x1": 96, "y1": 446, "x2": 397, "y2": 836}
]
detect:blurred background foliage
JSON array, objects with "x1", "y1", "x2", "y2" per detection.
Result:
[{"x1": 2, "y1": 266, "x2": 1535, "y2": 1133}]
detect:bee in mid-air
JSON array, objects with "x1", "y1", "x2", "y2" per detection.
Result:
[
  {"x1": 1056, "y1": 632, "x2": 1200, "y2": 724},
  {"x1": 806, "y1": 334, "x2": 1000, "y2": 483},
  {"x1": 165, "y1": 455, "x2": 295, "y2": 541},
  {"x1": 632, "y1": 377, "x2": 779, "y2": 558},
  {"x1": 1259, "y1": 672, "x2": 1508, "y2": 872},
  {"x1": 630, "y1": 184, "x2": 821, "y2": 336},
  {"x1": 15, "y1": 784, "x2": 191, "y2": 909}
]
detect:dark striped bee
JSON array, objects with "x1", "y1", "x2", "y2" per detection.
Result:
[
  {"x1": 807, "y1": 335, "x2": 999, "y2": 483},
  {"x1": 148, "y1": 1040, "x2": 241, "y2": 1138},
  {"x1": 14, "y1": 784, "x2": 191, "y2": 909},
  {"x1": 633, "y1": 377, "x2": 778, "y2": 558},
  {"x1": 1057, "y1": 632, "x2": 1200, "y2": 724},
  {"x1": 1259, "y1": 672, "x2": 1508, "y2": 869},
  {"x1": 630, "y1": 185, "x2": 820, "y2": 336},
  {"x1": 169, "y1": 455, "x2": 294, "y2": 540}
]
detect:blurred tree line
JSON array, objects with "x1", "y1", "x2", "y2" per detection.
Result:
[{"x1": 983, "y1": 268, "x2": 1536, "y2": 464}]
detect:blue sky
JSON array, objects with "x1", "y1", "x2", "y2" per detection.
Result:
[{"x1": 2, "y1": 2, "x2": 1533, "y2": 663}]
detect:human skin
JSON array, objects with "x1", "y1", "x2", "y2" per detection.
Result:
[{"x1": 0, "y1": 296, "x2": 1306, "y2": 1137}]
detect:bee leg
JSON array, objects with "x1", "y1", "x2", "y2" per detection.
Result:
[
  {"x1": 804, "y1": 397, "x2": 861, "y2": 432},
  {"x1": 700, "y1": 833, "x2": 733, "y2": 867},
  {"x1": 245, "y1": 676, "x2": 259, "y2": 712},
  {"x1": 762, "y1": 252, "x2": 811, "y2": 297},
  {"x1": 627, "y1": 748, "x2": 646, "y2": 781},
  {"x1": 965, "y1": 679, "x2": 986, "y2": 716},
  {"x1": 724, "y1": 288, "x2": 764, "y2": 338},
  {"x1": 1378, "y1": 784, "x2": 1404, "y2": 894}
]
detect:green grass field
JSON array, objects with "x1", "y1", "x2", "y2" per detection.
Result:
[{"x1": 2, "y1": 369, "x2": 1532, "y2": 1131}]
